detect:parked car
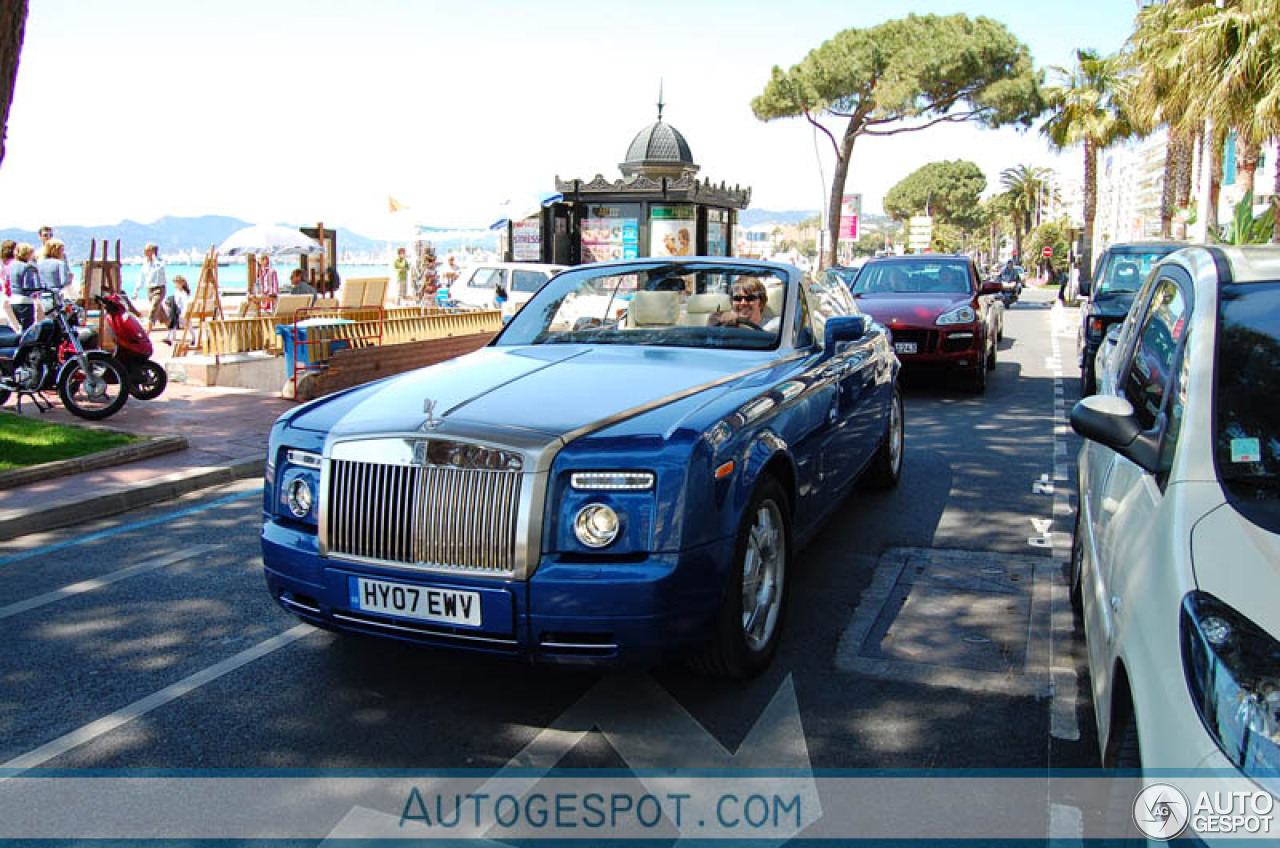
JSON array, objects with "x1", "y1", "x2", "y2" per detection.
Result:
[
  {"x1": 261, "y1": 258, "x2": 903, "y2": 679},
  {"x1": 448, "y1": 262, "x2": 567, "y2": 314},
  {"x1": 843, "y1": 254, "x2": 1003, "y2": 393},
  {"x1": 1077, "y1": 240, "x2": 1186, "y2": 395},
  {"x1": 1070, "y1": 246, "x2": 1280, "y2": 829}
]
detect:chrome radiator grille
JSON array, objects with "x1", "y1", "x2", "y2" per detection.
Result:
[{"x1": 327, "y1": 459, "x2": 522, "y2": 575}]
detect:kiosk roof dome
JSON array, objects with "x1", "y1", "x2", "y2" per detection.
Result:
[{"x1": 623, "y1": 120, "x2": 695, "y2": 167}]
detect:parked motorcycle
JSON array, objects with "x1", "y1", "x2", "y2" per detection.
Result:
[
  {"x1": 95, "y1": 292, "x2": 167, "y2": 400},
  {"x1": 0, "y1": 289, "x2": 131, "y2": 420}
]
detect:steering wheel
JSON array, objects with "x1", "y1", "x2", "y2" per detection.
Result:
[{"x1": 734, "y1": 318, "x2": 764, "y2": 331}]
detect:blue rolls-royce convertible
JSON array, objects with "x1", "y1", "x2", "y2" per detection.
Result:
[{"x1": 261, "y1": 258, "x2": 903, "y2": 678}]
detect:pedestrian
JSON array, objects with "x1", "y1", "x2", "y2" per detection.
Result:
[
  {"x1": 256, "y1": 254, "x2": 279, "y2": 313},
  {"x1": 36, "y1": 239, "x2": 72, "y2": 296},
  {"x1": 287, "y1": 268, "x2": 316, "y2": 295},
  {"x1": 166, "y1": 275, "x2": 191, "y2": 345},
  {"x1": 37, "y1": 225, "x2": 73, "y2": 291},
  {"x1": 8, "y1": 242, "x2": 43, "y2": 330},
  {"x1": 132, "y1": 242, "x2": 169, "y2": 332},
  {"x1": 1, "y1": 239, "x2": 18, "y2": 330},
  {"x1": 393, "y1": 246, "x2": 411, "y2": 303}
]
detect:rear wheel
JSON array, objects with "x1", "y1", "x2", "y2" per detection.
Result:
[
  {"x1": 58, "y1": 353, "x2": 129, "y2": 420},
  {"x1": 129, "y1": 359, "x2": 168, "y2": 400},
  {"x1": 1081, "y1": 359, "x2": 1097, "y2": 396},
  {"x1": 986, "y1": 335, "x2": 998, "y2": 371},
  {"x1": 969, "y1": 357, "x2": 987, "y2": 394},
  {"x1": 692, "y1": 476, "x2": 790, "y2": 679},
  {"x1": 1070, "y1": 510, "x2": 1085, "y2": 614}
]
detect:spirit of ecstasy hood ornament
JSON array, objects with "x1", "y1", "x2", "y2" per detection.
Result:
[{"x1": 421, "y1": 397, "x2": 441, "y2": 430}]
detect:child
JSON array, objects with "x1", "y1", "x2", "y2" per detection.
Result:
[{"x1": 167, "y1": 275, "x2": 191, "y2": 345}]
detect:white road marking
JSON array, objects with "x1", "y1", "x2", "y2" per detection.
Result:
[
  {"x1": 0, "y1": 624, "x2": 313, "y2": 775},
  {"x1": 0, "y1": 545, "x2": 221, "y2": 621}
]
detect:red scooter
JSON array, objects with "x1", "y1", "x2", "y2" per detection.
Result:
[{"x1": 94, "y1": 293, "x2": 168, "y2": 400}]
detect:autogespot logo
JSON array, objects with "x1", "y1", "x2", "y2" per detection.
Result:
[{"x1": 1133, "y1": 783, "x2": 1190, "y2": 841}]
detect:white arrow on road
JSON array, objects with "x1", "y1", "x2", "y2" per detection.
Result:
[{"x1": 321, "y1": 672, "x2": 819, "y2": 844}]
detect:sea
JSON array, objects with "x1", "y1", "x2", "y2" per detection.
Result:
[{"x1": 129, "y1": 263, "x2": 386, "y2": 296}]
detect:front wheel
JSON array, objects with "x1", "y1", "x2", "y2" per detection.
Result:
[
  {"x1": 691, "y1": 477, "x2": 791, "y2": 679},
  {"x1": 129, "y1": 359, "x2": 168, "y2": 400},
  {"x1": 58, "y1": 353, "x2": 129, "y2": 420}
]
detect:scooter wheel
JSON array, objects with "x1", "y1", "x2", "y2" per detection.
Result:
[{"x1": 129, "y1": 360, "x2": 168, "y2": 400}]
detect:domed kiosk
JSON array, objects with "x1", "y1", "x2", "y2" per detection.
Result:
[{"x1": 495, "y1": 100, "x2": 751, "y2": 265}]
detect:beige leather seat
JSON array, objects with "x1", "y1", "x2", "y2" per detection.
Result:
[
  {"x1": 626, "y1": 291, "x2": 679, "y2": 328},
  {"x1": 678, "y1": 293, "x2": 731, "y2": 326},
  {"x1": 761, "y1": 281, "x2": 785, "y2": 323}
]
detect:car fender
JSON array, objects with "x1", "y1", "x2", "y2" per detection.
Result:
[{"x1": 733, "y1": 429, "x2": 795, "y2": 523}]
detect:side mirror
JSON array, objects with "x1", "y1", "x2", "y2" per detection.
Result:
[
  {"x1": 1078, "y1": 276, "x2": 1092, "y2": 298},
  {"x1": 824, "y1": 315, "x2": 867, "y2": 355},
  {"x1": 1069, "y1": 395, "x2": 1165, "y2": 473},
  {"x1": 980, "y1": 281, "x2": 1004, "y2": 295}
]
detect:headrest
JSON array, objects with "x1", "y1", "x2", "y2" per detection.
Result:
[
  {"x1": 628, "y1": 290, "x2": 679, "y2": 326},
  {"x1": 1113, "y1": 261, "x2": 1137, "y2": 278},
  {"x1": 685, "y1": 293, "x2": 731, "y2": 314}
]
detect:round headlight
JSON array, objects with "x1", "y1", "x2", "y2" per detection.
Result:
[
  {"x1": 573, "y1": 504, "x2": 620, "y2": 548},
  {"x1": 286, "y1": 477, "x2": 313, "y2": 519}
]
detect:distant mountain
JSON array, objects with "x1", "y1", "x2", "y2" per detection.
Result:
[
  {"x1": 0, "y1": 216, "x2": 388, "y2": 261},
  {"x1": 739, "y1": 209, "x2": 819, "y2": 228}
]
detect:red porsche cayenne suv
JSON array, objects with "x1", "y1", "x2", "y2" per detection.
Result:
[{"x1": 842, "y1": 255, "x2": 1004, "y2": 393}]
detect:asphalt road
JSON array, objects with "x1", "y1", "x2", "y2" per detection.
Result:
[{"x1": 0, "y1": 287, "x2": 1101, "y2": 838}]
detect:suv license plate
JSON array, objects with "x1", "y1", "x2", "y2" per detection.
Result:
[
  {"x1": 349, "y1": 577, "x2": 481, "y2": 626},
  {"x1": 894, "y1": 342, "x2": 917, "y2": 355}
]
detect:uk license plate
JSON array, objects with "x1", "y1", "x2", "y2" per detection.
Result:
[
  {"x1": 349, "y1": 577, "x2": 482, "y2": 627},
  {"x1": 894, "y1": 341, "x2": 918, "y2": 355}
]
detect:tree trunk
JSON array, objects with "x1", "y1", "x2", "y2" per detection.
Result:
[
  {"x1": 1081, "y1": 138, "x2": 1097, "y2": 284},
  {"x1": 1237, "y1": 137, "x2": 1259, "y2": 196},
  {"x1": 1206, "y1": 129, "x2": 1224, "y2": 237},
  {"x1": 1013, "y1": 221, "x2": 1023, "y2": 262},
  {"x1": 0, "y1": 0, "x2": 30, "y2": 169},
  {"x1": 1160, "y1": 132, "x2": 1178, "y2": 238},
  {"x1": 1273, "y1": 139, "x2": 1279, "y2": 243},
  {"x1": 824, "y1": 119, "x2": 862, "y2": 269},
  {"x1": 1174, "y1": 130, "x2": 1194, "y2": 210}
]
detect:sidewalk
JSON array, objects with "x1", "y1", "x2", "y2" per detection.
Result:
[{"x1": 0, "y1": 332, "x2": 294, "y2": 541}]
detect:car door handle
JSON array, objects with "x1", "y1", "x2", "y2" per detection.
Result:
[{"x1": 1101, "y1": 496, "x2": 1121, "y2": 514}]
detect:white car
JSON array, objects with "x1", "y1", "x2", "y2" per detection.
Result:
[
  {"x1": 1072, "y1": 246, "x2": 1280, "y2": 839},
  {"x1": 447, "y1": 262, "x2": 566, "y2": 314}
]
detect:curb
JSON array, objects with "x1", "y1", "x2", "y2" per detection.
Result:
[
  {"x1": 0, "y1": 457, "x2": 265, "y2": 542},
  {"x1": 0, "y1": 434, "x2": 190, "y2": 490}
]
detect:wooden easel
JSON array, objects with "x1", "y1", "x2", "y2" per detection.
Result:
[
  {"x1": 80, "y1": 239, "x2": 125, "y2": 350},
  {"x1": 175, "y1": 246, "x2": 224, "y2": 357}
]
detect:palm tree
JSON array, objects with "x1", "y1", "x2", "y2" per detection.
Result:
[
  {"x1": 999, "y1": 164, "x2": 1049, "y2": 261},
  {"x1": 1040, "y1": 49, "x2": 1134, "y2": 283},
  {"x1": 1, "y1": 1, "x2": 30, "y2": 168},
  {"x1": 1128, "y1": 0, "x2": 1280, "y2": 241}
]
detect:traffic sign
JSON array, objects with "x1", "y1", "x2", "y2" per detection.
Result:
[{"x1": 1042, "y1": 246, "x2": 1053, "y2": 258}]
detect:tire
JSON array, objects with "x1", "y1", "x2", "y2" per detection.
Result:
[
  {"x1": 864, "y1": 385, "x2": 904, "y2": 490},
  {"x1": 969, "y1": 357, "x2": 987, "y2": 394},
  {"x1": 129, "y1": 359, "x2": 168, "y2": 400},
  {"x1": 1070, "y1": 510, "x2": 1084, "y2": 615},
  {"x1": 986, "y1": 334, "x2": 998, "y2": 371},
  {"x1": 692, "y1": 476, "x2": 791, "y2": 679},
  {"x1": 1100, "y1": 714, "x2": 1145, "y2": 843},
  {"x1": 57, "y1": 353, "x2": 129, "y2": 420},
  {"x1": 1081, "y1": 359, "x2": 1097, "y2": 397}
]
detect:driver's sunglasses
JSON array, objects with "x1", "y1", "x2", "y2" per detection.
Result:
[{"x1": 731, "y1": 294, "x2": 759, "y2": 302}]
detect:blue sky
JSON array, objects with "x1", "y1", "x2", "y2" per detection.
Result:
[{"x1": 0, "y1": 0, "x2": 1143, "y2": 236}]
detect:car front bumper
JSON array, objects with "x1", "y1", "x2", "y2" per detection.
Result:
[{"x1": 262, "y1": 519, "x2": 733, "y2": 666}]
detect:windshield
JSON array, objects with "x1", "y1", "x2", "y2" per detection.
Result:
[
  {"x1": 496, "y1": 262, "x2": 789, "y2": 351},
  {"x1": 1095, "y1": 250, "x2": 1178, "y2": 295},
  {"x1": 848, "y1": 261, "x2": 972, "y2": 295},
  {"x1": 1215, "y1": 282, "x2": 1280, "y2": 521}
]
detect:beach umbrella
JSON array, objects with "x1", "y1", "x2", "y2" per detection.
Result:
[{"x1": 218, "y1": 224, "x2": 325, "y2": 257}]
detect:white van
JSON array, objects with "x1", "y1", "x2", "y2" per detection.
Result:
[{"x1": 448, "y1": 262, "x2": 567, "y2": 315}]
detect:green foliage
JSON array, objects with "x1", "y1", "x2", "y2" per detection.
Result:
[
  {"x1": 751, "y1": 13, "x2": 1042, "y2": 266},
  {"x1": 1026, "y1": 217, "x2": 1073, "y2": 273},
  {"x1": 1214, "y1": 191, "x2": 1277, "y2": 245},
  {"x1": 883, "y1": 160, "x2": 987, "y2": 230}
]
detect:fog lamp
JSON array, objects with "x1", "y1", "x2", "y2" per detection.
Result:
[
  {"x1": 286, "y1": 477, "x2": 313, "y2": 519},
  {"x1": 574, "y1": 504, "x2": 620, "y2": 548}
]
